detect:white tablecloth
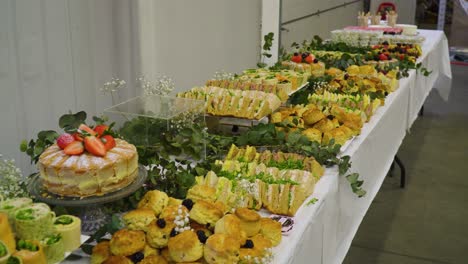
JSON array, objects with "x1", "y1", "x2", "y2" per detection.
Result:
[{"x1": 273, "y1": 30, "x2": 452, "y2": 264}]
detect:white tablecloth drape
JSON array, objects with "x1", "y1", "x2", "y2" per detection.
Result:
[{"x1": 273, "y1": 30, "x2": 452, "y2": 264}]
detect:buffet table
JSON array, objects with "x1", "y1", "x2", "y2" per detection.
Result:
[{"x1": 274, "y1": 30, "x2": 452, "y2": 264}]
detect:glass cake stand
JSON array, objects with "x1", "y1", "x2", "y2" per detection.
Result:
[{"x1": 27, "y1": 165, "x2": 147, "y2": 234}]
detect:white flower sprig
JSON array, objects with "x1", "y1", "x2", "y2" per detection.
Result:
[
  {"x1": 213, "y1": 70, "x2": 235, "y2": 81},
  {"x1": 173, "y1": 204, "x2": 191, "y2": 233},
  {"x1": 101, "y1": 78, "x2": 126, "y2": 94},
  {"x1": 0, "y1": 155, "x2": 29, "y2": 199},
  {"x1": 138, "y1": 75, "x2": 175, "y2": 96}
]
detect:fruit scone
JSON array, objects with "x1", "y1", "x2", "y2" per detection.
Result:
[{"x1": 92, "y1": 189, "x2": 282, "y2": 263}]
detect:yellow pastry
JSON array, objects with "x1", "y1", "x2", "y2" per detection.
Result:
[
  {"x1": 235, "y1": 208, "x2": 261, "y2": 237},
  {"x1": 215, "y1": 214, "x2": 247, "y2": 245},
  {"x1": 168, "y1": 231, "x2": 203, "y2": 263},
  {"x1": 189, "y1": 200, "x2": 223, "y2": 229},
  {"x1": 140, "y1": 255, "x2": 168, "y2": 264},
  {"x1": 110, "y1": 229, "x2": 146, "y2": 256},
  {"x1": 204, "y1": 234, "x2": 241, "y2": 264},
  {"x1": 259, "y1": 218, "x2": 282, "y2": 246},
  {"x1": 123, "y1": 209, "x2": 156, "y2": 232},
  {"x1": 186, "y1": 185, "x2": 216, "y2": 203},
  {"x1": 102, "y1": 255, "x2": 133, "y2": 264},
  {"x1": 146, "y1": 220, "x2": 175, "y2": 249},
  {"x1": 137, "y1": 190, "x2": 169, "y2": 216},
  {"x1": 91, "y1": 241, "x2": 111, "y2": 264}
]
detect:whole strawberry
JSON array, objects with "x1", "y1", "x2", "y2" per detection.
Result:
[{"x1": 57, "y1": 133, "x2": 75, "y2": 149}]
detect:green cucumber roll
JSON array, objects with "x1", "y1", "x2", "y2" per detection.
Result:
[
  {"x1": 12, "y1": 240, "x2": 46, "y2": 264},
  {"x1": 14, "y1": 203, "x2": 54, "y2": 241},
  {"x1": 53, "y1": 215, "x2": 81, "y2": 252},
  {"x1": 0, "y1": 198, "x2": 33, "y2": 226},
  {"x1": 5, "y1": 256, "x2": 22, "y2": 264},
  {"x1": 0, "y1": 241, "x2": 11, "y2": 264},
  {"x1": 41, "y1": 234, "x2": 64, "y2": 263}
]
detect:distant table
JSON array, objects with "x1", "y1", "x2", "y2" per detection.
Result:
[{"x1": 273, "y1": 30, "x2": 452, "y2": 264}]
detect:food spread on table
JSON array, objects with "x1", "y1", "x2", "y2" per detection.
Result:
[{"x1": 6, "y1": 18, "x2": 434, "y2": 264}]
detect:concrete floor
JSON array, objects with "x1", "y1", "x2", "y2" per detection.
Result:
[{"x1": 344, "y1": 65, "x2": 468, "y2": 264}]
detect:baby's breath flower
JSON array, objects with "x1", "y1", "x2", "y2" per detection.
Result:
[
  {"x1": 101, "y1": 78, "x2": 126, "y2": 94},
  {"x1": 213, "y1": 70, "x2": 234, "y2": 80},
  {"x1": 0, "y1": 155, "x2": 29, "y2": 199},
  {"x1": 138, "y1": 75, "x2": 175, "y2": 96}
]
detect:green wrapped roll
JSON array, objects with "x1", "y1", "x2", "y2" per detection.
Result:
[
  {"x1": 12, "y1": 240, "x2": 46, "y2": 264},
  {"x1": 0, "y1": 241, "x2": 11, "y2": 264},
  {"x1": 0, "y1": 198, "x2": 33, "y2": 227},
  {"x1": 6, "y1": 256, "x2": 23, "y2": 264},
  {"x1": 41, "y1": 234, "x2": 64, "y2": 263},
  {"x1": 53, "y1": 215, "x2": 81, "y2": 252},
  {"x1": 14, "y1": 203, "x2": 55, "y2": 241},
  {"x1": 5, "y1": 256, "x2": 22, "y2": 264}
]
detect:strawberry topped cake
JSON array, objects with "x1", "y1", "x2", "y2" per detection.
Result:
[{"x1": 37, "y1": 124, "x2": 138, "y2": 197}]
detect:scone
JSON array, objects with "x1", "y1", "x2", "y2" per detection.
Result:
[
  {"x1": 110, "y1": 229, "x2": 146, "y2": 256},
  {"x1": 168, "y1": 231, "x2": 203, "y2": 263},
  {"x1": 239, "y1": 247, "x2": 264, "y2": 264},
  {"x1": 250, "y1": 234, "x2": 272, "y2": 251},
  {"x1": 215, "y1": 214, "x2": 247, "y2": 245},
  {"x1": 302, "y1": 128, "x2": 322, "y2": 143},
  {"x1": 235, "y1": 208, "x2": 261, "y2": 237},
  {"x1": 160, "y1": 205, "x2": 189, "y2": 222},
  {"x1": 103, "y1": 255, "x2": 132, "y2": 264},
  {"x1": 140, "y1": 255, "x2": 168, "y2": 264},
  {"x1": 91, "y1": 241, "x2": 111, "y2": 264},
  {"x1": 302, "y1": 109, "x2": 325, "y2": 126},
  {"x1": 189, "y1": 200, "x2": 223, "y2": 229},
  {"x1": 186, "y1": 185, "x2": 216, "y2": 203},
  {"x1": 190, "y1": 222, "x2": 213, "y2": 237},
  {"x1": 168, "y1": 197, "x2": 183, "y2": 207},
  {"x1": 123, "y1": 209, "x2": 156, "y2": 232},
  {"x1": 137, "y1": 190, "x2": 169, "y2": 216},
  {"x1": 160, "y1": 248, "x2": 171, "y2": 263},
  {"x1": 146, "y1": 219, "x2": 176, "y2": 249},
  {"x1": 259, "y1": 218, "x2": 282, "y2": 246},
  {"x1": 143, "y1": 244, "x2": 159, "y2": 257},
  {"x1": 204, "y1": 233, "x2": 241, "y2": 264}
]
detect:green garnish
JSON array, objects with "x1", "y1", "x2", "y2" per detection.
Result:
[
  {"x1": 0, "y1": 243, "x2": 7, "y2": 257},
  {"x1": 15, "y1": 209, "x2": 34, "y2": 220},
  {"x1": 306, "y1": 198, "x2": 319, "y2": 205},
  {"x1": 54, "y1": 216, "x2": 73, "y2": 225},
  {"x1": 44, "y1": 234, "x2": 62, "y2": 245},
  {"x1": 1, "y1": 205, "x2": 13, "y2": 210},
  {"x1": 6, "y1": 256, "x2": 21, "y2": 264},
  {"x1": 17, "y1": 240, "x2": 38, "y2": 252},
  {"x1": 267, "y1": 158, "x2": 304, "y2": 170}
]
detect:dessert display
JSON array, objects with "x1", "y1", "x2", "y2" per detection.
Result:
[
  {"x1": 206, "y1": 68, "x2": 309, "y2": 102},
  {"x1": 395, "y1": 24, "x2": 418, "y2": 36},
  {"x1": 0, "y1": 199, "x2": 81, "y2": 263},
  {"x1": 37, "y1": 123, "x2": 139, "y2": 197},
  {"x1": 281, "y1": 52, "x2": 326, "y2": 77},
  {"x1": 368, "y1": 42, "x2": 422, "y2": 63},
  {"x1": 92, "y1": 189, "x2": 277, "y2": 264},
  {"x1": 177, "y1": 86, "x2": 281, "y2": 120}
]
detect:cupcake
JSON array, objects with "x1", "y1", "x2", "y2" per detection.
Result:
[
  {"x1": 168, "y1": 231, "x2": 203, "y2": 263},
  {"x1": 110, "y1": 229, "x2": 146, "y2": 256},
  {"x1": 204, "y1": 234, "x2": 241, "y2": 264},
  {"x1": 235, "y1": 208, "x2": 261, "y2": 237},
  {"x1": 137, "y1": 190, "x2": 169, "y2": 216}
]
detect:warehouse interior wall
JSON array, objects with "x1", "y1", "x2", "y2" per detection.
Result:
[{"x1": 280, "y1": 0, "x2": 365, "y2": 49}]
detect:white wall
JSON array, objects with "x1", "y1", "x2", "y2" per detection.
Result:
[
  {"x1": 0, "y1": 0, "x2": 140, "y2": 175},
  {"x1": 0, "y1": 0, "x2": 261, "y2": 175},
  {"x1": 280, "y1": 0, "x2": 364, "y2": 48},
  {"x1": 137, "y1": 0, "x2": 262, "y2": 92}
]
